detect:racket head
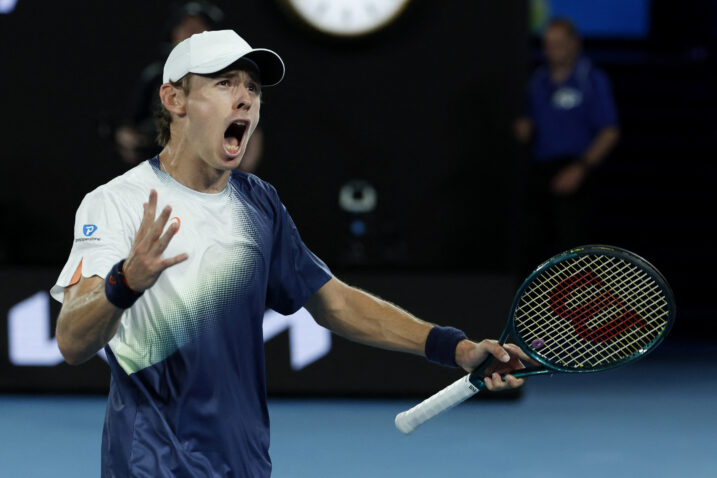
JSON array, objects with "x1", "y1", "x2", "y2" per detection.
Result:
[{"x1": 508, "y1": 245, "x2": 675, "y2": 374}]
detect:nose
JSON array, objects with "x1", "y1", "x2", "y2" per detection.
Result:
[{"x1": 235, "y1": 84, "x2": 253, "y2": 111}]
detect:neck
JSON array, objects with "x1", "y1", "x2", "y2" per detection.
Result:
[
  {"x1": 158, "y1": 141, "x2": 231, "y2": 194},
  {"x1": 550, "y1": 58, "x2": 577, "y2": 83}
]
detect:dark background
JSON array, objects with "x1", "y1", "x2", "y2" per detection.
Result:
[
  {"x1": 0, "y1": 0, "x2": 526, "y2": 270},
  {"x1": 0, "y1": 0, "x2": 714, "y2": 394}
]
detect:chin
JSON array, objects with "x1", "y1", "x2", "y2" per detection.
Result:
[{"x1": 218, "y1": 152, "x2": 244, "y2": 170}]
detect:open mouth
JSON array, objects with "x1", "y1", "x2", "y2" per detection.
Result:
[{"x1": 223, "y1": 120, "x2": 248, "y2": 157}]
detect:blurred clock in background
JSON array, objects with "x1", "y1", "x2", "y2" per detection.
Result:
[{"x1": 278, "y1": 0, "x2": 412, "y2": 38}]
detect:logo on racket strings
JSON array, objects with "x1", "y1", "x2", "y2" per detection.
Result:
[{"x1": 549, "y1": 270, "x2": 647, "y2": 343}]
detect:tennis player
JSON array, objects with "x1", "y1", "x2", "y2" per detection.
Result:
[{"x1": 52, "y1": 30, "x2": 530, "y2": 477}]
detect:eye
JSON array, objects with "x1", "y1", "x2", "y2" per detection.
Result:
[
  {"x1": 247, "y1": 82, "x2": 261, "y2": 94},
  {"x1": 217, "y1": 79, "x2": 230, "y2": 87}
]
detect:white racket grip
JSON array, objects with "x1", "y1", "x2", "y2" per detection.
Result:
[{"x1": 395, "y1": 374, "x2": 479, "y2": 434}]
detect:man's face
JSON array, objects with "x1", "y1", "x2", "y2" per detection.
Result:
[
  {"x1": 181, "y1": 69, "x2": 261, "y2": 171},
  {"x1": 543, "y1": 26, "x2": 579, "y2": 68}
]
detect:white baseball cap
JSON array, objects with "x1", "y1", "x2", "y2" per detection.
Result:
[{"x1": 162, "y1": 30, "x2": 285, "y2": 86}]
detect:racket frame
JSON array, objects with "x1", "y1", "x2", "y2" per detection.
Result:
[
  {"x1": 395, "y1": 245, "x2": 676, "y2": 434},
  {"x1": 468, "y1": 244, "x2": 676, "y2": 388}
]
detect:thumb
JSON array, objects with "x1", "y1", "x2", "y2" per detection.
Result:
[{"x1": 480, "y1": 340, "x2": 510, "y2": 364}]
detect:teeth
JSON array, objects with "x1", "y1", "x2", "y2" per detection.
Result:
[
  {"x1": 225, "y1": 144, "x2": 240, "y2": 153},
  {"x1": 233, "y1": 121, "x2": 247, "y2": 126}
]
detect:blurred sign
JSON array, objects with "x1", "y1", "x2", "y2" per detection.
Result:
[
  {"x1": 531, "y1": 0, "x2": 650, "y2": 38},
  {"x1": 0, "y1": 0, "x2": 17, "y2": 14},
  {"x1": 7, "y1": 290, "x2": 330, "y2": 370},
  {"x1": 8, "y1": 292, "x2": 62, "y2": 366},
  {"x1": 263, "y1": 308, "x2": 332, "y2": 370},
  {"x1": 0, "y1": 269, "x2": 514, "y2": 395}
]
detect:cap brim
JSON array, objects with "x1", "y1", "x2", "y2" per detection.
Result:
[
  {"x1": 240, "y1": 49, "x2": 285, "y2": 87},
  {"x1": 189, "y1": 49, "x2": 285, "y2": 87}
]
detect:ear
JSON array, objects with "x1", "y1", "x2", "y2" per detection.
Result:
[{"x1": 159, "y1": 83, "x2": 187, "y2": 117}]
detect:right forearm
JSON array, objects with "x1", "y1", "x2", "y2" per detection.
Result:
[
  {"x1": 56, "y1": 190, "x2": 187, "y2": 365},
  {"x1": 56, "y1": 282, "x2": 123, "y2": 365}
]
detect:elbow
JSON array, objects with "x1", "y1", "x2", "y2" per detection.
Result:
[
  {"x1": 305, "y1": 278, "x2": 351, "y2": 331},
  {"x1": 59, "y1": 347, "x2": 93, "y2": 366},
  {"x1": 56, "y1": 317, "x2": 89, "y2": 366},
  {"x1": 311, "y1": 311, "x2": 331, "y2": 330},
  {"x1": 56, "y1": 334, "x2": 84, "y2": 366},
  {"x1": 311, "y1": 300, "x2": 344, "y2": 330},
  {"x1": 63, "y1": 356, "x2": 85, "y2": 367}
]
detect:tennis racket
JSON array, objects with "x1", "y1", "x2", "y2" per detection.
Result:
[{"x1": 395, "y1": 245, "x2": 675, "y2": 434}]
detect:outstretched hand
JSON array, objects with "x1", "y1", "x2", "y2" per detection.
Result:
[
  {"x1": 455, "y1": 339, "x2": 535, "y2": 392},
  {"x1": 123, "y1": 190, "x2": 188, "y2": 292}
]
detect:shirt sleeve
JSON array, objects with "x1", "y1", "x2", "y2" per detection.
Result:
[
  {"x1": 50, "y1": 188, "x2": 135, "y2": 303},
  {"x1": 265, "y1": 188, "x2": 332, "y2": 315},
  {"x1": 588, "y1": 70, "x2": 619, "y2": 130}
]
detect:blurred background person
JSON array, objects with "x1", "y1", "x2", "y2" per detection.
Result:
[
  {"x1": 514, "y1": 17, "x2": 620, "y2": 272},
  {"x1": 113, "y1": 1, "x2": 265, "y2": 173}
]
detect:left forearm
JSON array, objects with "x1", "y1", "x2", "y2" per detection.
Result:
[
  {"x1": 307, "y1": 280, "x2": 433, "y2": 356},
  {"x1": 581, "y1": 126, "x2": 620, "y2": 167},
  {"x1": 305, "y1": 277, "x2": 532, "y2": 389}
]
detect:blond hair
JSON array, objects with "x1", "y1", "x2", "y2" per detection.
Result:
[{"x1": 154, "y1": 75, "x2": 192, "y2": 147}]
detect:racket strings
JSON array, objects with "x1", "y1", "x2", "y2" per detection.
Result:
[
  {"x1": 514, "y1": 254, "x2": 669, "y2": 370},
  {"x1": 557, "y1": 257, "x2": 665, "y2": 363},
  {"x1": 518, "y1": 279, "x2": 653, "y2": 367},
  {"x1": 560, "y1": 257, "x2": 664, "y2": 349},
  {"x1": 518, "y1": 256, "x2": 633, "y2": 364},
  {"x1": 529, "y1": 256, "x2": 666, "y2": 367},
  {"x1": 544, "y1": 258, "x2": 664, "y2": 366}
]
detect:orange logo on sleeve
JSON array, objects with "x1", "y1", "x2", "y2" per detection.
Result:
[
  {"x1": 69, "y1": 259, "x2": 83, "y2": 286},
  {"x1": 170, "y1": 217, "x2": 181, "y2": 232}
]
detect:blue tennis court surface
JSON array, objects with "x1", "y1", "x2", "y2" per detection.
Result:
[{"x1": 2, "y1": 342, "x2": 716, "y2": 477}]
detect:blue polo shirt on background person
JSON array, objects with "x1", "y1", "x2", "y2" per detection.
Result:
[
  {"x1": 528, "y1": 56, "x2": 618, "y2": 162},
  {"x1": 514, "y1": 17, "x2": 620, "y2": 274}
]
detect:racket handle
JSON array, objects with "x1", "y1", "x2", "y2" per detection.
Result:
[{"x1": 395, "y1": 374, "x2": 479, "y2": 434}]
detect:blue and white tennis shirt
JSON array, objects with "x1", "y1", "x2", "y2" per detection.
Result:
[{"x1": 51, "y1": 157, "x2": 332, "y2": 477}]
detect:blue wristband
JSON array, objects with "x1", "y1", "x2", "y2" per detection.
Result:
[
  {"x1": 105, "y1": 260, "x2": 143, "y2": 309},
  {"x1": 425, "y1": 326, "x2": 468, "y2": 368}
]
